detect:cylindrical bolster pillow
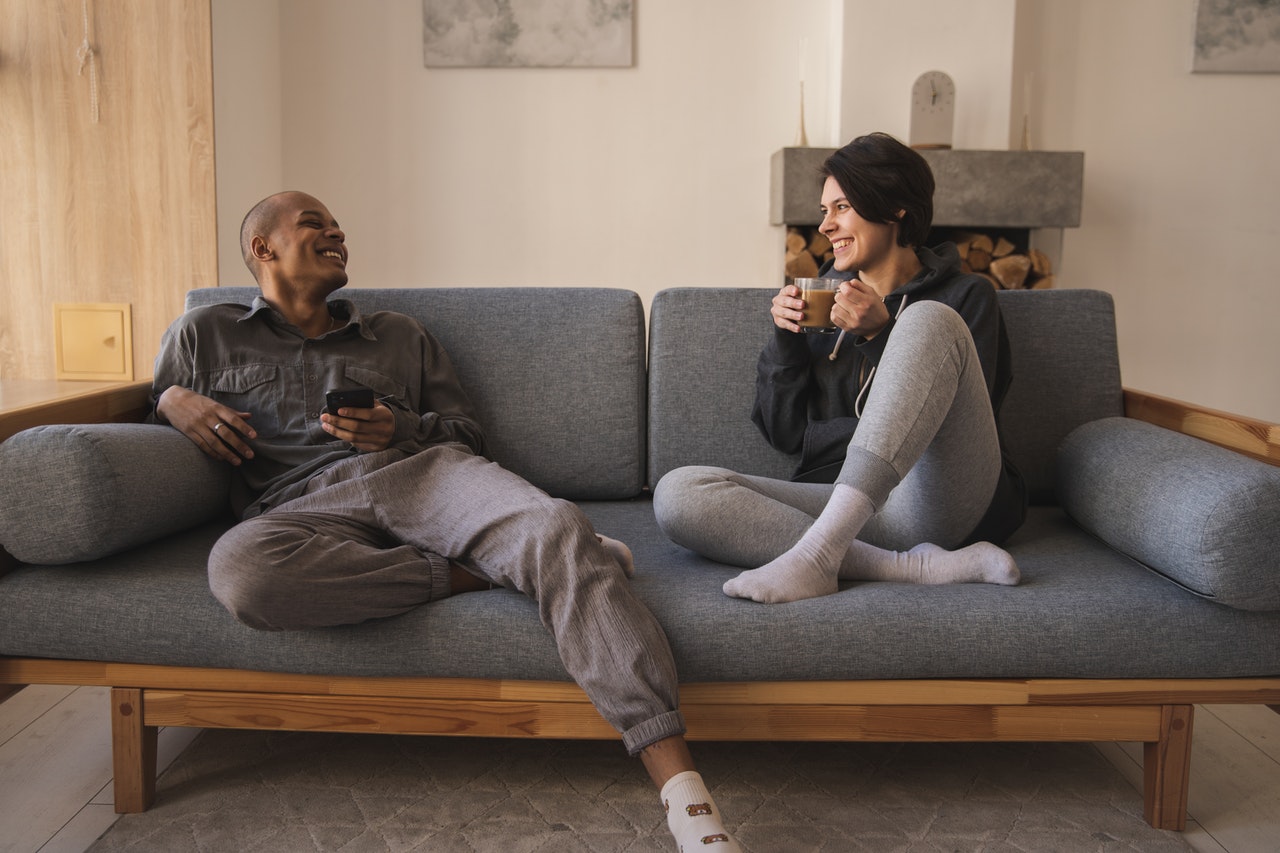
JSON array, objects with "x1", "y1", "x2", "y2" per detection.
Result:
[
  {"x1": 1057, "y1": 417, "x2": 1280, "y2": 611},
  {"x1": 0, "y1": 423, "x2": 232, "y2": 564}
]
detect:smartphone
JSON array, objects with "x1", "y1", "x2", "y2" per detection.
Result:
[{"x1": 325, "y1": 387, "x2": 376, "y2": 414}]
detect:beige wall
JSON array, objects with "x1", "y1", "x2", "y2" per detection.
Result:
[
  {"x1": 0, "y1": 0, "x2": 217, "y2": 382},
  {"x1": 212, "y1": 0, "x2": 1280, "y2": 422},
  {"x1": 1020, "y1": 0, "x2": 1280, "y2": 422}
]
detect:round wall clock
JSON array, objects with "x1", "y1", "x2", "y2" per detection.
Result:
[{"x1": 909, "y1": 70, "x2": 955, "y2": 149}]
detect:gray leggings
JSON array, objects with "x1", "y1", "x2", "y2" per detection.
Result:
[
  {"x1": 208, "y1": 444, "x2": 684, "y2": 754},
  {"x1": 653, "y1": 301, "x2": 1001, "y2": 564}
]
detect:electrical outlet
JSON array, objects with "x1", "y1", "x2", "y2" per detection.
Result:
[{"x1": 53, "y1": 303, "x2": 134, "y2": 380}]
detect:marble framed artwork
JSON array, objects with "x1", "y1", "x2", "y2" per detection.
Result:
[
  {"x1": 424, "y1": 0, "x2": 634, "y2": 68},
  {"x1": 1192, "y1": 0, "x2": 1280, "y2": 72}
]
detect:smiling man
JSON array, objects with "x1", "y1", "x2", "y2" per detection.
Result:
[{"x1": 148, "y1": 191, "x2": 741, "y2": 851}]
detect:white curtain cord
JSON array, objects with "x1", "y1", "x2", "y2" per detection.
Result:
[{"x1": 76, "y1": 0, "x2": 100, "y2": 123}]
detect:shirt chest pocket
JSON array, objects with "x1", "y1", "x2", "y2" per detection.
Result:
[
  {"x1": 341, "y1": 365, "x2": 408, "y2": 405},
  {"x1": 207, "y1": 364, "x2": 285, "y2": 439}
]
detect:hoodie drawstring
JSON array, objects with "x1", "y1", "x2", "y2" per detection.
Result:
[{"x1": 853, "y1": 294, "x2": 909, "y2": 419}]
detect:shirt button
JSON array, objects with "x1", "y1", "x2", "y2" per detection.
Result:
[{"x1": 307, "y1": 374, "x2": 317, "y2": 382}]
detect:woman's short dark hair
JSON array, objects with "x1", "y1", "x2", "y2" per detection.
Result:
[{"x1": 821, "y1": 132, "x2": 934, "y2": 248}]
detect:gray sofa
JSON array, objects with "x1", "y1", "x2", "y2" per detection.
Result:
[{"x1": 2, "y1": 286, "x2": 1279, "y2": 831}]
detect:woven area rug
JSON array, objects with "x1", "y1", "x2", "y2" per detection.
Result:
[{"x1": 89, "y1": 730, "x2": 1192, "y2": 852}]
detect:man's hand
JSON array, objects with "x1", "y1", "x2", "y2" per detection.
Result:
[
  {"x1": 155, "y1": 385, "x2": 256, "y2": 465},
  {"x1": 832, "y1": 279, "x2": 890, "y2": 339},
  {"x1": 321, "y1": 401, "x2": 395, "y2": 452}
]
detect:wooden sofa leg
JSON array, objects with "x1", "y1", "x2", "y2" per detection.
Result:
[
  {"x1": 1143, "y1": 704, "x2": 1194, "y2": 831},
  {"x1": 110, "y1": 688, "x2": 157, "y2": 813}
]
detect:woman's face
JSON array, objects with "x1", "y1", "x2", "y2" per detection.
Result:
[{"x1": 818, "y1": 176, "x2": 900, "y2": 275}]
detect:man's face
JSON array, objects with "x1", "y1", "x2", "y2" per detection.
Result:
[{"x1": 257, "y1": 193, "x2": 349, "y2": 293}]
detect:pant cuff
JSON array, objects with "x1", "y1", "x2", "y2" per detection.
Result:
[
  {"x1": 424, "y1": 551, "x2": 453, "y2": 601},
  {"x1": 834, "y1": 445, "x2": 900, "y2": 508},
  {"x1": 621, "y1": 710, "x2": 687, "y2": 756}
]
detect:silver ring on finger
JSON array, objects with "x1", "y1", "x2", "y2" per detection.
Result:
[{"x1": 213, "y1": 422, "x2": 223, "y2": 433}]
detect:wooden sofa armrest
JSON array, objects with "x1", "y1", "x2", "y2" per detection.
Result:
[
  {"x1": 1124, "y1": 388, "x2": 1280, "y2": 467},
  {"x1": 0, "y1": 379, "x2": 153, "y2": 443}
]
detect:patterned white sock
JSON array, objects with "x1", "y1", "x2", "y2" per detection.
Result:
[
  {"x1": 723, "y1": 484, "x2": 874, "y2": 603},
  {"x1": 661, "y1": 770, "x2": 741, "y2": 852},
  {"x1": 839, "y1": 540, "x2": 1020, "y2": 585}
]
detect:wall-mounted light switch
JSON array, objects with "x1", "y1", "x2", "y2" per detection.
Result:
[{"x1": 53, "y1": 303, "x2": 134, "y2": 381}]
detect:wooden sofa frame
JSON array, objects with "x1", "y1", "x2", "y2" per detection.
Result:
[{"x1": 2, "y1": 381, "x2": 1279, "y2": 831}]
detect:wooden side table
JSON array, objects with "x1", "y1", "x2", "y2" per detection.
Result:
[{"x1": 0, "y1": 379, "x2": 153, "y2": 442}]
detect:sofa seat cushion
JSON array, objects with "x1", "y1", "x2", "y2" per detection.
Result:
[
  {"x1": 3, "y1": 505, "x2": 1280, "y2": 682},
  {"x1": 1057, "y1": 417, "x2": 1280, "y2": 611},
  {"x1": 0, "y1": 424, "x2": 232, "y2": 564}
]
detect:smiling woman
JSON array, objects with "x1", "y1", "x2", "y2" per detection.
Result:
[{"x1": 653, "y1": 131, "x2": 1027, "y2": 606}]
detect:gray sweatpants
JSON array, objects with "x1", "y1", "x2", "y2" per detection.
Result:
[
  {"x1": 208, "y1": 444, "x2": 684, "y2": 754},
  {"x1": 653, "y1": 301, "x2": 1001, "y2": 564}
]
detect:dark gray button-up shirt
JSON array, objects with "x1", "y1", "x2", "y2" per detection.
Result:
[{"x1": 149, "y1": 296, "x2": 486, "y2": 518}]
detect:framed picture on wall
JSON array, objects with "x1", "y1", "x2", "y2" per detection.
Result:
[
  {"x1": 1192, "y1": 0, "x2": 1280, "y2": 72},
  {"x1": 424, "y1": 0, "x2": 634, "y2": 68}
]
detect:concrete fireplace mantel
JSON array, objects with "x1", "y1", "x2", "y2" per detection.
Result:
[{"x1": 770, "y1": 147, "x2": 1085, "y2": 229}]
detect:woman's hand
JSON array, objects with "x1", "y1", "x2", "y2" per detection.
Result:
[
  {"x1": 321, "y1": 401, "x2": 395, "y2": 453},
  {"x1": 770, "y1": 284, "x2": 808, "y2": 333},
  {"x1": 155, "y1": 385, "x2": 256, "y2": 465},
  {"x1": 832, "y1": 279, "x2": 890, "y2": 339}
]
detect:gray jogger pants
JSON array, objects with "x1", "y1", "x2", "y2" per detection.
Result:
[{"x1": 208, "y1": 444, "x2": 685, "y2": 754}]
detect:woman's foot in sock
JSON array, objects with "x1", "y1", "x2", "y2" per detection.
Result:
[
  {"x1": 723, "y1": 486, "x2": 875, "y2": 604},
  {"x1": 721, "y1": 539, "x2": 841, "y2": 603},
  {"x1": 910, "y1": 541, "x2": 1020, "y2": 585},
  {"x1": 838, "y1": 541, "x2": 1020, "y2": 585}
]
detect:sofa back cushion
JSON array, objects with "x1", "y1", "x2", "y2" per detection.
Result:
[
  {"x1": 997, "y1": 289, "x2": 1124, "y2": 502},
  {"x1": 191, "y1": 287, "x2": 647, "y2": 500},
  {"x1": 647, "y1": 286, "x2": 1124, "y2": 501},
  {"x1": 648, "y1": 288, "x2": 798, "y2": 486}
]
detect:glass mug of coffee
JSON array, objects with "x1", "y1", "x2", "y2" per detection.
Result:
[{"x1": 794, "y1": 278, "x2": 838, "y2": 333}]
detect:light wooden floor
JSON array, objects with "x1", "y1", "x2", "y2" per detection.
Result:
[{"x1": 1, "y1": 685, "x2": 1278, "y2": 852}]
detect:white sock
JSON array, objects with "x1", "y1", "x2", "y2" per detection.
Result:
[
  {"x1": 661, "y1": 770, "x2": 741, "y2": 852},
  {"x1": 596, "y1": 534, "x2": 634, "y2": 578},
  {"x1": 839, "y1": 540, "x2": 1020, "y2": 585},
  {"x1": 723, "y1": 484, "x2": 874, "y2": 604}
]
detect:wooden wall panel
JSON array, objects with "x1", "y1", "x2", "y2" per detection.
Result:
[{"x1": 0, "y1": 0, "x2": 216, "y2": 381}]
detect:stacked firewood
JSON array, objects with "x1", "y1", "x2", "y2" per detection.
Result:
[
  {"x1": 785, "y1": 228, "x2": 831, "y2": 279},
  {"x1": 784, "y1": 227, "x2": 1054, "y2": 290},
  {"x1": 952, "y1": 231, "x2": 1054, "y2": 290}
]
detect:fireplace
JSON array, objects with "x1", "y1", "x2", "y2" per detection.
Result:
[{"x1": 771, "y1": 147, "x2": 1084, "y2": 289}]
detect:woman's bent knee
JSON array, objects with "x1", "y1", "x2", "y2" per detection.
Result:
[{"x1": 652, "y1": 466, "x2": 733, "y2": 544}]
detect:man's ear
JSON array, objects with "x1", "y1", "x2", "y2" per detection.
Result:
[{"x1": 251, "y1": 235, "x2": 273, "y2": 261}]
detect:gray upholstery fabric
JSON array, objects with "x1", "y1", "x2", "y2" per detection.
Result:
[
  {"x1": 1058, "y1": 417, "x2": 1280, "y2": 611},
  {"x1": 0, "y1": 424, "x2": 231, "y2": 564},
  {"x1": 3, "y1": 506, "x2": 1280, "y2": 680},
  {"x1": 996, "y1": 289, "x2": 1125, "y2": 503},
  {"x1": 187, "y1": 287, "x2": 646, "y2": 500},
  {"x1": 648, "y1": 288, "x2": 799, "y2": 486}
]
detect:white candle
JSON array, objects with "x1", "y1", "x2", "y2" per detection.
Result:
[{"x1": 799, "y1": 38, "x2": 807, "y2": 85}]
